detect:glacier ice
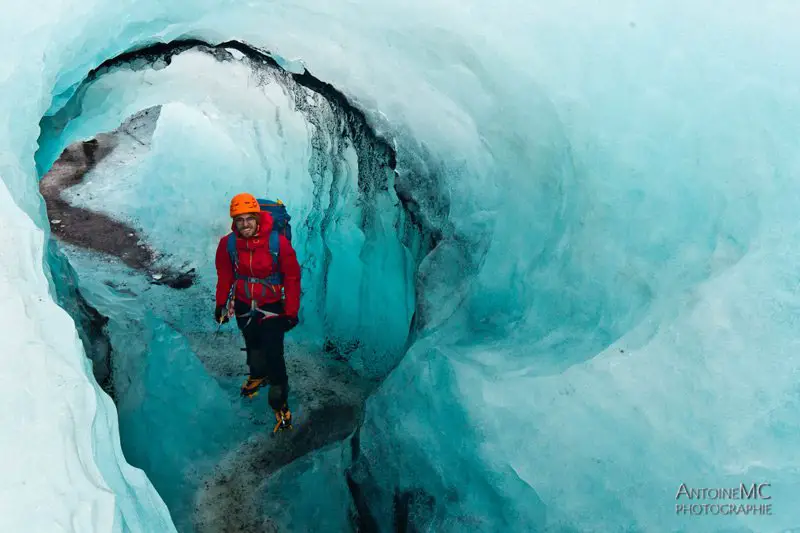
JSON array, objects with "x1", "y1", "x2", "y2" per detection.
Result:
[
  {"x1": 0, "y1": 183, "x2": 176, "y2": 531},
  {"x1": 34, "y1": 41, "x2": 416, "y2": 531},
  {"x1": 39, "y1": 44, "x2": 418, "y2": 377},
  {"x1": 1, "y1": 0, "x2": 800, "y2": 532}
]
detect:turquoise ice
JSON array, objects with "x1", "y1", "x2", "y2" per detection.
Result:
[{"x1": 1, "y1": 1, "x2": 799, "y2": 532}]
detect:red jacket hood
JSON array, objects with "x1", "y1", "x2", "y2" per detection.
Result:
[{"x1": 230, "y1": 210, "x2": 273, "y2": 238}]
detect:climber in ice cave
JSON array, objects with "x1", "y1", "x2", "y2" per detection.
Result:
[{"x1": 214, "y1": 192, "x2": 301, "y2": 434}]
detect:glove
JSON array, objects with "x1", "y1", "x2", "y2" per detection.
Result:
[
  {"x1": 215, "y1": 304, "x2": 229, "y2": 324},
  {"x1": 282, "y1": 315, "x2": 298, "y2": 332}
]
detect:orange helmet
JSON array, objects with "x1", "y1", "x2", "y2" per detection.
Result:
[{"x1": 229, "y1": 193, "x2": 261, "y2": 218}]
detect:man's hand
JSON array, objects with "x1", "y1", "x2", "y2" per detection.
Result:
[
  {"x1": 282, "y1": 315, "x2": 298, "y2": 332},
  {"x1": 215, "y1": 304, "x2": 229, "y2": 324}
]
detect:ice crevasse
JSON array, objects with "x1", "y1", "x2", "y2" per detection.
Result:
[{"x1": 1, "y1": 1, "x2": 800, "y2": 532}]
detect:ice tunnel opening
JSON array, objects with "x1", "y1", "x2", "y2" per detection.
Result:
[{"x1": 36, "y1": 39, "x2": 439, "y2": 532}]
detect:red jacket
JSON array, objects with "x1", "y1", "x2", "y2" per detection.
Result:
[{"x1": 214, "y1": 211, "x2": 301, "y2": 317}]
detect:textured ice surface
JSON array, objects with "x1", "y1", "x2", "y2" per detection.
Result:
[
  {"x1": 41, "y1": 46, "x2": 416, "y2": 376},
  {"x1": 0, "y1": 187, "x2": 176, "y2": 531},
  {"x1": 2, "y1": 0, "x2": 800, "y2": 532},
  {"x1": 56, "y1": 240, "x2": 374, "y2": 532}
]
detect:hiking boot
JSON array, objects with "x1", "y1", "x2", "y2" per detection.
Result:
[
  {"x1": 240, "y1": 376, "x2": 267, "y2": 398},
  {"x1": 273, "y1": 406, "x2": 292, "y2": 433}
]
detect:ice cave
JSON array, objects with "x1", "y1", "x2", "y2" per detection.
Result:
[{"x1": 1, "y1": 1, "x2": 799, "y2": 532}]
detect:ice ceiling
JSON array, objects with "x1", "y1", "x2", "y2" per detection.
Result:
[{"x1": 1, "y1": 1, "x2": 799, "y2": 532}]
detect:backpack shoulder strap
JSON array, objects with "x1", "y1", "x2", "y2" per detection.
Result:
[
  {"x1": 269, "y1": 229, "x2": 280, "y2": 265},
  {"x1": 267, "y1": 229, "x2": 283, "y2": 284},
  {"x1": 226, "y1": 232, "x2": 238, "y2": 267}
]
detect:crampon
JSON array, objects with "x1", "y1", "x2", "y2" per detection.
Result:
[
  {"x1": 273, "y1": 407, "x2": 292, "y2": 433},
  {"x1": 240, "y1": 376, "x2": 267, "y2": 399}
]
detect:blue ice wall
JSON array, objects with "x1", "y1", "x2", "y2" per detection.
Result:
[
  {"x1": 2, "y1": 1, "x2": 800, "y2": 533},
  {"x1": 58, "y1": 245, "x2": 253, "y2": 532},
  {"x1": 34, "y1": 43, "x2": 425, "y2": 532},
  {"x1": 37, "y1": 45, "x2": 420, "y2": 378}
]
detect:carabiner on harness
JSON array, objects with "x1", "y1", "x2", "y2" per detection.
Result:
[{"x1": 237, "y1": 299, "x2": 280, "y2": 328}]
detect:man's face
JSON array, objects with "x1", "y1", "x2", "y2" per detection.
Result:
[{"x1": 234, "y1": 213, "x2": 259, "y2": 238}]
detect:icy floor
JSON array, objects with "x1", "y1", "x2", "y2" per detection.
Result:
[
  {"x1": 192, "y1": 339, "x2": 369, "y2": 533},
  {"x1": 190, "y1": 335, "x2": 373, "y2": 533}
]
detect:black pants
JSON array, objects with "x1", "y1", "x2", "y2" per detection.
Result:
[{"x1": 234, "y1": 300, "x2": 289, "y2": 410}]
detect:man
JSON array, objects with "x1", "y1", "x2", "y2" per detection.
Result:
[{"x1": 214, "y1": 193, "x2": 301, "y2": 433}]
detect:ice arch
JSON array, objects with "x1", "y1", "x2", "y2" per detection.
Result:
[
  {"x1": 1, "y1": 2, "x2": 799, "y2": 533},
  {"x1": 38, "y1": 39, "x2": 431, "y2": 378}
]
